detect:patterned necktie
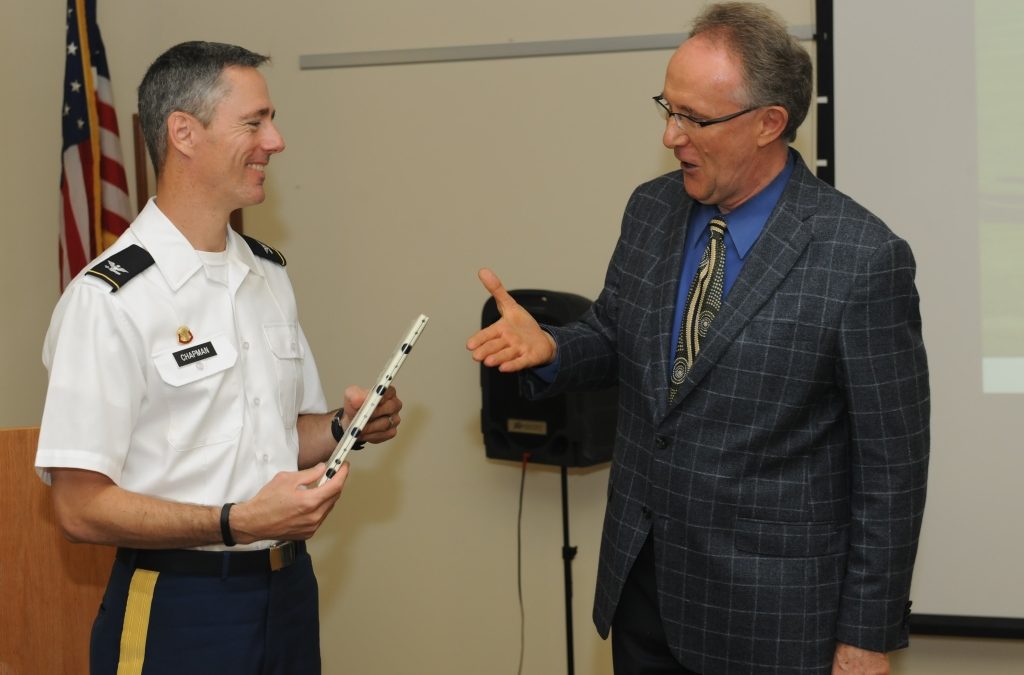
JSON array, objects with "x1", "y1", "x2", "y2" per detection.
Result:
[{"x1": 668, "y1": 217, "x2": 727, "y2": 402}]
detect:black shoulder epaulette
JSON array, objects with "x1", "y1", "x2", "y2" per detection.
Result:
[
  {"x1": 85, "y1": 244, "x2": 155, "y2": 293},
  {"x1": 242, "y1": 234, "x2": 287, "y2": 266}
]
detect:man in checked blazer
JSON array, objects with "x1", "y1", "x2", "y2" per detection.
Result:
[{"x1": 467, "y1": 3, "x2": 929, "y2": 674}]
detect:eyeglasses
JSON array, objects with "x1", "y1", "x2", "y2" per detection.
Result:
[{"x1": 653, "y1": 94, "x2": 759, "y2": 131}]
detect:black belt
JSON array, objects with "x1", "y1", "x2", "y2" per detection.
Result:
[{"x1": 116, "y1": 541, "x2": 305, "y2": 576}]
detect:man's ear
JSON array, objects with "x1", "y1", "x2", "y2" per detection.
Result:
[
  {"x1": 756, "y1": 106, "x2": 789, "y2": 147},
  {"x1": 166, "y1": 111, "x2": 198, "y2": 158}
]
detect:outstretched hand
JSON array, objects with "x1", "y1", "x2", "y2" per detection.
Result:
[{"x1": 466, "y1": 268, "x2": 557, "y2": 372}]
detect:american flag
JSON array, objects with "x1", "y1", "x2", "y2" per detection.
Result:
[{"x1": 60, "y1": 0, "x2": 131, "y2": 290}]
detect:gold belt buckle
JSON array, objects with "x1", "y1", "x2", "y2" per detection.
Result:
[{"x1": 268, "y1": 541, "x2": 296, "y2": 572}]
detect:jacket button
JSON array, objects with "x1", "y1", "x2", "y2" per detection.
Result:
[
  {"x1": 654, "y1": 436, "x2": 668, "y2": 449},
  {"x1": 641, "y1": 506, "x2": 652, "y2": 519}
]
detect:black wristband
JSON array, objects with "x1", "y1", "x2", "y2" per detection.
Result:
[
  {"x1": 331, "y1": 409, "x2": 345, "y2": 442},
  {"x1": 331, "y1": 408, "x2": 365, "y2": 450},
  {"x1": 220, "y1": 502, "x2": 236, "y2": 547}
]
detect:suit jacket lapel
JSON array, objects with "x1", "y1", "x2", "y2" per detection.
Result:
[
  {"x1": 659, "y1": 159, "x2": 822, "y2": 417},
  {"x1": 649, "y1": 199, "x2": 693, "y2": 417}
]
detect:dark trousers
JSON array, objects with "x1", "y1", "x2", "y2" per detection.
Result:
[
  {"x1": 611, "y1": 535, "x2": 701, "y2": 675},
  {"x1": 91, "y1": 551, "x2": 320, "y2": 675}
]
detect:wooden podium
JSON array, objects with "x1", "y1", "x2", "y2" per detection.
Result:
[{"x1": 0, "y1": 428, "x2": 114, "y2": 674}]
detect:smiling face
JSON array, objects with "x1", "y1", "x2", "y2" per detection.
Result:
[
  {"x1": 191, "y1": 66, "x2": 285, "y2": 213},
  {"x1": 660, "y1": 35, "x2": 778, "y2": 213}
]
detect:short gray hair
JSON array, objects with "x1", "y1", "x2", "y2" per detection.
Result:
[
  {"x1": 138, "y1": 41, "x2": 269, "y2": 173},
  {"x1": 690, "y1": 2, "x2": 812, "y2": 142}
]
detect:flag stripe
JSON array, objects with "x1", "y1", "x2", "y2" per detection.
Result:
[
  {"x1": 102, "y1": 206, "x2": 131, "y2": 234},
  {"x1": 64, "y1": 145, "x2": 92, "y2": 250},
  {"x1": 61, "y1": 173, "x2": 89, "y2": 277},
  {"x1": 100, "y1": 153, "x2": 127, "y2": 187},
  {"x1": 96, "y1": 100, "x2": 118, "y2": 129}
]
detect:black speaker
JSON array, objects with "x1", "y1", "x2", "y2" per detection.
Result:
[{"x1": 480, "y1": 289, "x2": 616, "y2": 467}]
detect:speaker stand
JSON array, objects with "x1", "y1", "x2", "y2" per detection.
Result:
[{"x1": 560, "y1": 465, "x2": 578, "y2": 675}]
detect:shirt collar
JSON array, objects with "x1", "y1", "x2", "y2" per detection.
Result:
[
  {"x1": 226, "y1": 225, "x2": 266, "y2": 278},
  {"x1": 130, "y1": 198, "x2": 263, "y2": 291},
  {"x1": 688, "y1": 151, "x2": 796, "y2": 259}
]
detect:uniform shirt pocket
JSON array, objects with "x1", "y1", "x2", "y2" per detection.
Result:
[
  {"x1": 263, "y1": 323, "x2": 304, "y2": 427},
  {"x1": 153, "y1": 334, "x2": 240, "y2": 450}
]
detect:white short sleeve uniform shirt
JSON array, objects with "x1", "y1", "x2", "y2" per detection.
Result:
[{"x1": 36, "y1": 200, "x2": 328, "y2": 528}]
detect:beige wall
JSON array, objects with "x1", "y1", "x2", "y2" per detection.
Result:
[{"x1": 3, "y1": 0, "x2": 1020, "y2": 672}]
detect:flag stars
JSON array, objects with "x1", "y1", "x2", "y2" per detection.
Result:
[
  {"x1": 67, "y1": 42, "x2": 79, "y2": 56},
  {"x1": 77, "y1": 119, "x2": 85, "y2": 129},
  {"x1": 70, "y1": 80, "x2": 82, "y2": 93},
  {"x1": 63, "y1": 104, "x2": 70, "y2": 117}
]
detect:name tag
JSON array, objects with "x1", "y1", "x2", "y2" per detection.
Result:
[
  {"x1": 172, "y1": 341, "x2": 218, "y2": 367},
  {"x1": 154, "y1": 333, "x2": 237, "y2": 387}
]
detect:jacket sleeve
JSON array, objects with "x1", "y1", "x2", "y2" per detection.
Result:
[
  {"x1": 520, "y1": 184, "x2": 656, "y2": 399},
  {"x1": 835, "y1": 236, "x2": 930, "y2": 651}
]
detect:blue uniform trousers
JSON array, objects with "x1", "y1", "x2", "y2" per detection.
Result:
[{"x1": 90, "y1": 547, "x2": 320, "y2": 675}]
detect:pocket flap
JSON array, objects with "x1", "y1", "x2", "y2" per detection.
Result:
[
  {"x1": 263, "y1": 323, "x2": 304, "y2": 359},
  {"x1": 153, "y1": 334, "x2": 238, "y2": 387},
  {"x1": 734, "y1": 518, "x2": 848, "y2": 557}
]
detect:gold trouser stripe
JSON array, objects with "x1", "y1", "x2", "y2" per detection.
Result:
[{"x1": 116, "y1": 569, "x2": 160, "y2": 675}]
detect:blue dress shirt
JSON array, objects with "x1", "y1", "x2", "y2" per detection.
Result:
[{"x1": 668, "y1": 153, "x2": 795, "y2": 363}]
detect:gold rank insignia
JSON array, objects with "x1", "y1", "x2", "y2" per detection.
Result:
[{"x1": 177, "y1": 326, "x2": 194, "y2": 344}]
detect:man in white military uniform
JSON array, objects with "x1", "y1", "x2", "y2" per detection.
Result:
[{"x1": 35, "y1": 41, "x2": 401, "y2": 675}]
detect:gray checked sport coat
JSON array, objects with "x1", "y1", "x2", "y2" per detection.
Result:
[{"x1": 526, "y1": 155, "x2": 930, "y2": 675}]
